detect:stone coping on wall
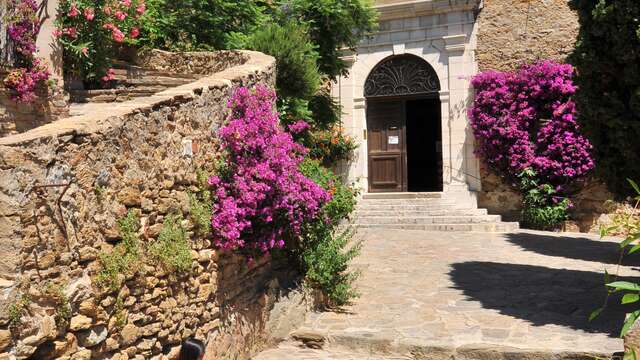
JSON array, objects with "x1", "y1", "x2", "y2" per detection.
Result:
[{"x1": 0, "y1": 50, "x2": 274, "y2": 147}]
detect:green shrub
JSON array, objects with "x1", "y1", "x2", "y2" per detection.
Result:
[
  {"x1": 569, "y1": 0, "x2": 640, "y2": 196},
  {"x1": 140, "y1": 0, "x2": 268, "y2": 51},
  {"x1": 296, "y1": 159, "x2": 360, "y2": 306},
  {"x1": 149, "y1": 214, "x2": 192, "y2": 272},
  {"x1": 301, "y1": 224, "x2": 361, "y2": 306},
  {"x1": 518, "y1": 168, "x2": 570, "y2": 231},
  {"x1": 282, "y1": 0, "x2": 378, "y2": 79},
  {"x1": 247, "y1": 22, "x2": 321, "y2": 100},
  {"x1": 96, "y1": 210, "x2": 141, "y2": 290}
]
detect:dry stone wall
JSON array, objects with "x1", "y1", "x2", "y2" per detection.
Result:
[{"x1": 0, "y1": 50, "x2": 306, "y2": 360}]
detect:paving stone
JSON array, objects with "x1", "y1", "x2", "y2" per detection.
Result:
[{"x1": 254, "y1": 229, "x2": 631, "y2": 359}]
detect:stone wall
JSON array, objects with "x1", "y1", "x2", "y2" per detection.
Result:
[
  {"x1": 0, "y1": 50, "x2": 306, "y2": 360},
  {"x1": 476, "y1": 0, "x2": 579, "y2": 72}
]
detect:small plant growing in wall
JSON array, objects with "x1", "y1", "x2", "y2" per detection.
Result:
[
  {"x1": 42, "y1": 282, "x2": 72, "y2": 329},
  {"x1": 7, "y1": 294, "x2": 30, "y2": 330},
  {"x1": 188, "y1": 170, "x2": 212, "y2": 235},
  {"x1": 149, "y1": 213, "x2": 192, "y2": 273},
  {"x1": 96, "y1": 210, "x2": 142, "y2": 291}
]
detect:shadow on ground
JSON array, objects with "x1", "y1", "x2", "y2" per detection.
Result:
[
  {"x1": 449, "y1": 261, "x2": 639, "y2": 337},
  {"x1": 505, "y1": 232, "x2": 640, "y2": 266}
]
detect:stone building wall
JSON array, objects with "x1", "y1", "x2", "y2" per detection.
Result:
[
  {"x1": 0, "y1": 50, "x2": 306, "y2": 360},
  {"x1": 476, "y1": 0, "x2": 579, "y2": 72}
]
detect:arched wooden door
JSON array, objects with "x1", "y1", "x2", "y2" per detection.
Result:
[{"x1": 364, "y1": 54, "x2": 441, "y2": 193}]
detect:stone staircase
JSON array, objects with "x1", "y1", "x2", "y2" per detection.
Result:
[
  {"x1": 68, "y1": 60, "x2": 199, "y2": 107},
  {"x1": 354, "y1": 192, "x2": 519, "y2": 232}
]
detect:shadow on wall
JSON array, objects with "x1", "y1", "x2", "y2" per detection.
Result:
[
  {"x1": 505, "y1": 232, "x2": 640, "y2": 267},
  {"x1": 449, "y1": 261, "x2": 638, "y2": 337}
]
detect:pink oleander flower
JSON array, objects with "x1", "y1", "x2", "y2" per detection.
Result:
[
  {"x1": 115, "y1": 10, "x2": 127, "y2": 21},
  {"x1": 103, "y1": 6, "x2": 112, "y2": 15},
  {"x1": 64, "y1": 27, "x2": 78, "y2": 38},
  {"x1": 120, "y1": 0, "x2": 132, "y2": 7},
  {"x1": 68, "y1": 4, "x2": 79, "y2": 17},
  {"x1": 136, "y1": 2, "x2": 145, "y2": 14},
  {"x1": 111, "y1": 27, "x2": 125, "y2": 42},
  {"x1": 101, "y1": 68, "x2": 116, "y2": 83},
  {"x1": 81, "y1": 47, "x2": 89, "y2": 56},
  {"x1": 83, "y1": 8, "x2": 95, "y2": 20},
  {"x1": 129, "y1": 27, "x2": 140, "y2": 38},
  {"x1": 52, "y1": 28, "x2": 62, "y2": 37}
]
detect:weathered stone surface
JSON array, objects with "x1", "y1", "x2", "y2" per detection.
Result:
[
  {"x1": 70, "y1": 315, "x2": 93, "y2": 332},
  {"x1": 477, "y1": 0, "x2": 579, "y2": 72},
  {"x1": 121, "y1": 324, "x2": 139, "y2": 346},
  {"x1": 77, "y1": 325, "x2": 108, "y2": 347},
  {"x1": 0, "y1": 330, "x2": 11, "y2": 352}
]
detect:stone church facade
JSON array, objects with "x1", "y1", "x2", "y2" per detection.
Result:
[{"x1": 332, "y1": 0, "x2": 579, "y2": 208}]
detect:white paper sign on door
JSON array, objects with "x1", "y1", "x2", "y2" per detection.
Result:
[{"x1": 388, "y1": 136, "x2": 399, "y2": 145}]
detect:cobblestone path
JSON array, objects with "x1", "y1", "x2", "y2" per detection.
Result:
[{"x1": 254, "y1": 229, "x2": 637, "y2": 359}]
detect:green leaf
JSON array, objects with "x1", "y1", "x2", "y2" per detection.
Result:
[
  {"x1": 589, "y1": 307, "x2": 603, "y2": 322},
  {"x1": 621, "y1": 310, "x2": 640, "y2": 337},
  {"x1": 605, "y1": 269, "x2": 611, "y2": 284},
  {"x1": 624, "y1": 348, "x2": 638, "y2": 360},
  {"x1": 629, "y1": 244, "x2": 640, "y2": 255},
  {"x1": 606, "y1": 281, "x2": 640, "y2": 291},
  {"x1": 629, "y1": 179, "x2": 640, "y2": 196},
  {"x1": 622, "y1": 293, "x2": 640, "y2": 304}
]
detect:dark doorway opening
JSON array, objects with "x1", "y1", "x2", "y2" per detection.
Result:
[{"x1": 406, "y1": 98, "x2": 442, "y2": 192}]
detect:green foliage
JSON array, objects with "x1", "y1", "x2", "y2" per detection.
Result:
[
  {"x1": 296, "y1": 159, "x2": 360, "y2": 306},
  {"x1": 149, "y1": 214, "x2": 192, "y2": 272},
  {"x1": 188, "y1": 170, "x2": 213, "y2": 235},
  {"x1": 569, "y1": 0, "x2": 640, "y2": 196},
  {"x1": 301, "y1": 225, "x2": 361, "y2": 306},
  {"x1": 518, "y1": 168, "x2": 570, "y2": 231},
  {"x1": 96, "y1": 210, "x2": 141, "y2": 290},
  {"x1": 593, "y1": 179, "x2": 640, "y2": 348},
  {"x1": 282, "y1": 0, "x2": 378, "y2": 79},
  {"x1": 247, "y1": 22, "x2": 321, "y2": 100},
  {"x1": 112, "y1": 297, "x2": 126, "y2": 329},
  {"x1": 140, "y1": 0, "x2": 268, "y2": 51},
  {"x1": 300, "y1": 159, "x2": 357, "y2": 221},
  {"x1": 7, "y1": 295, "x2": 30, "y2": 329}
]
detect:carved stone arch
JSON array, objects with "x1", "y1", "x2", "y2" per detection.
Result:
[{"x1": 364, "y1": 54, "x2": 441, "y2": 98}]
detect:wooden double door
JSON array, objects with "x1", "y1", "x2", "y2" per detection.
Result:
[{"x1": 366, "y1": 98, "x2": 442, "y2": 193}]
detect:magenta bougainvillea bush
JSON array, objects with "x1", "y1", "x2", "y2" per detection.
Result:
[
  {"x1": 208, "y1": 86, "x2": 330, "y2": 254},
  {"x1": 469, "y1": 61, "x2": 594, "y2": 190},
  {"x1": 3, "y1": 0, "x2": 52, "y2": 103}
]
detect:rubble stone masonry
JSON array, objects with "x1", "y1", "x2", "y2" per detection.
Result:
[{"x1": 0, "y1": 50, "x2": 308, "y2": 360}]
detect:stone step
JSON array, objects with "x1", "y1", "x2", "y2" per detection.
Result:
[
  {"x1": 357, "y1": 199, "x2": 460, "y2": 205},
  {"x1": 113, "y1": 76, "x2": 194, "y2": 87},
  {"x1": 355, "y1": 208, "x2": 489, "y2": 216},
  {"x1": 355, "y1": 215, "x2": 503, "y2": 225},
  {"x1": 356, "y1": 204, "x2": 476, "y2": 211},
  {"x1": 362, "y1": 192, "x2": 443, "y2": 200},
  {"x1": 355, "y1": 222, "x2": 520, "y2": 232}
]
